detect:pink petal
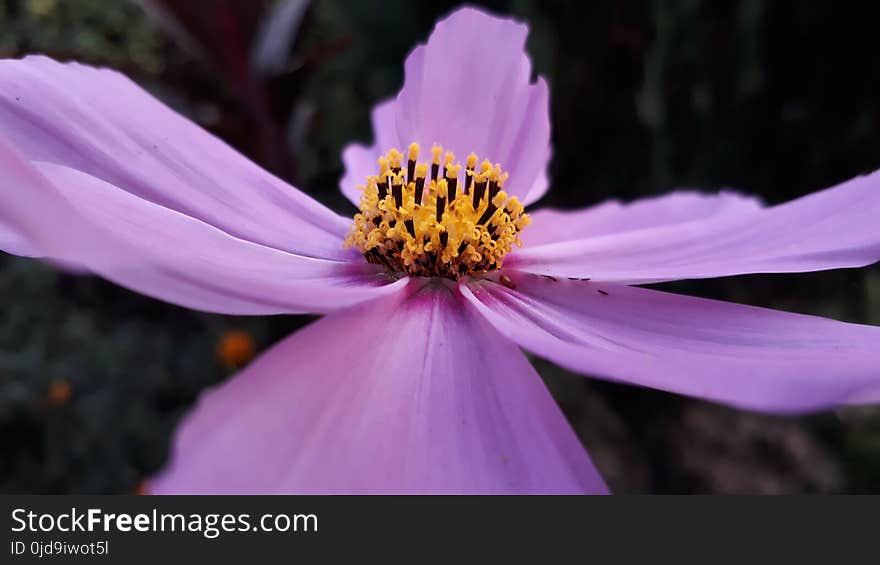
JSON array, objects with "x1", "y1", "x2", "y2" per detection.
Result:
[
  {"x1": 0, "y1": 139, "x2": 405, "y2": 314},
  {"x1": 523, "y1": 190, "x2": 762, "y2": 246},
  {"x1": 0, "y1": 55, "x2": 349, "y2": 259},
  {"x1": 340, "y1": 100, "x2": 397, "y2": 205},
  {"x1": 462, "y1": 274, "x2": 880, "y2": 413},
  {"x1": 0, "y1": 220, "x2": 37, "y2": 257},
  {"x1": 151, "y1": 282, "x2": 607, "y2": 494},
  {"x1": 509, "y1": 171, "x2": 880, "y2": 283},
  {"x1": 340, "y1": 7, "x2": 551, "y2": 206}
]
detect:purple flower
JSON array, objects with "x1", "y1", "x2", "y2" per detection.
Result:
[{"x1": 1, "y1": 7, "x2": 879, "y2": 494}]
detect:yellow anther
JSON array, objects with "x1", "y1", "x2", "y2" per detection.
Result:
[
  {"x1": 345, "y1": 142, "x2": 530, "y2": 278},
  {"x1": 445, "y1": 162, "x2": 462, "y2": 178},
  {"x1": 388, "y1": 148, "x2": 403, "y2": 170},
  {"x1": 408, "y1": 142, "x2": 420, "y2": 161}
]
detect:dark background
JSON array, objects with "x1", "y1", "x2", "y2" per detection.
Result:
[{"x1": 0, "y1": 0, "x2": 878, "y2": 493}]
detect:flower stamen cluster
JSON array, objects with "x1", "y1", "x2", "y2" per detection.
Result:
[{"x1": 345, "y1": 143, "x2": 531, "y2": 278}]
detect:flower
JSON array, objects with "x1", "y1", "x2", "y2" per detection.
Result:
[
  {"x1": 45, "y1": 378, "x2": 72, "y2": 408},
  {"x1": 0, "y1": 6, "x2": 879, "y2": 494},
  {"x1": 216, "y1": 329, "x2": 257, "y2": 369}
]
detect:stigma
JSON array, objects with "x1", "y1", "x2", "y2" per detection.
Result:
[{"x1": 345, "y1": 143, "x2": 531, "y2": 278}]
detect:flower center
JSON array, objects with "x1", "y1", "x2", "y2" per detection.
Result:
[{"x1": 345, "y1": 143, "x2": 531, "y2": 278}]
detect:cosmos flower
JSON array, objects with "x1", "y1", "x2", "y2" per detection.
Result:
[{"x1": 1, "y1": 7, "x2": 879, "y2": 494}]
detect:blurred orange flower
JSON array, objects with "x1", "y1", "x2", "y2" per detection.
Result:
[
  {"x1": 216, "y1": 330, "x2": 256, "y2": 369},
  {"x1": 45, "y1": 379, "x2": 72, "y2": 407}
]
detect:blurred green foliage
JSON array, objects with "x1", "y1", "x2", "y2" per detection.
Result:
[
  {"x1": 0, "y1": 0, "x2": 878, "y2": 493},
  {"x1": 0, "y1": 0, "x2": 163, "y2": 71}
]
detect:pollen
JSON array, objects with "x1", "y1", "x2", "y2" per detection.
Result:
[{"x1": 345, "y1": 143, "x2": 531, "y2": 278}]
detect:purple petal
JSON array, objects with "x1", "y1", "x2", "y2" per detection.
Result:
[
  {"x1": 340, "y1": 7, "x2": 551, "y2": 206},
  {"x1": 509, "y1": 171, "x2": 880, "y2": 283},
  {"x1": 0, "y1": 220, "x2": 37, "y2": 257},
  {"x1": 0, "y1": 139, "x2": 405, "y2": 314},
  {"x1": 0, "y1": 55, "x2": 348, "y2": 259},
  {"x1": 151, "y1": 282, "x2": 607, "y2": 494},
  {"x1": 462, "y1": 274, "x2": 880, "y2": 413},
  {"x1": 523, "y1": 190, "x2": 762, "y2": 246},
  {"x1": 339, "y1": 99, "x2": 398, "y2": 205}
]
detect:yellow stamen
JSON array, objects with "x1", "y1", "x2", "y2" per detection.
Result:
[
  {"x1": 388, "y1": 148, "x2": 403, "y2": 171},
  {"x1": 445, "y1": 162, "x2": 462, "y2": 180},
  {"x1": 345, "y1": 144, "x2": 531, "y2": 278}
]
